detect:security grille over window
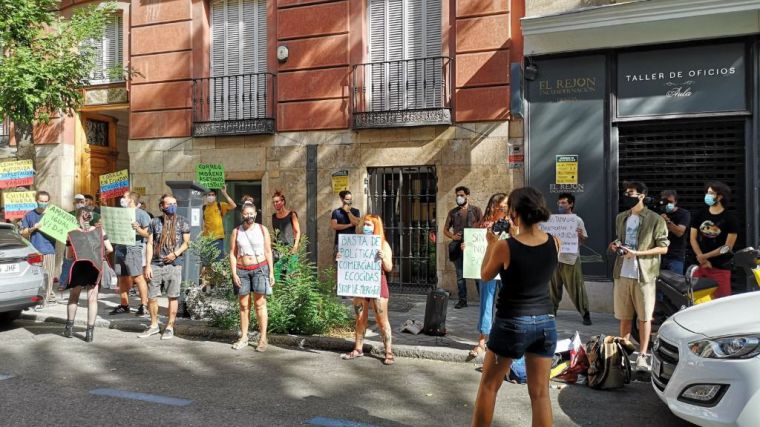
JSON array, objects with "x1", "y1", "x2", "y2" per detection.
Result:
[
  {"x1": 618, "y1": 119, "x2": 746, "y2": 254},
  {"x1": 84, "y1": 15, "x2": 123, "y2": 85},
  {"x1": 85, "y1": 119, "x2": 109, "y2": 147},
  {"x1": 367, "y1": 166, "x2": 437, "y2": 293},
  {"x1": 192, "y1": 0, "x2": 274, "y2": 136},
  {"x1": 0, "y1": 116, "x2": 9, "y2": 146},
  {"x1": 352, "y1": 0, "x2": 450, "y2": 129}
]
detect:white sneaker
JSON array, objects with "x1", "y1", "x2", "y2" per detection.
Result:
[
  {"x1": 138, "y1": 326, "x2": 160, "y2": 338},
  {"x1": 636, "y1": 354, "x2": 650, "y2": 371}
]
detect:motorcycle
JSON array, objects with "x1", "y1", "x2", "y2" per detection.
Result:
[{"x1": 632, "y1": 247, "x2": 760, "y2": 344}]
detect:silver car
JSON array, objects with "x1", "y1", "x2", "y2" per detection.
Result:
[{"x1": 0, "y1": 222, "x2": 47, "y2": 323}]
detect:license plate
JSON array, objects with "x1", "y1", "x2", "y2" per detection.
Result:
[
  {"x1": 652, "y1": 356, "x2": 662, "y2": 377},
  {"x1": 0, "y1": 263, "x2": 20, "y2": 274}
]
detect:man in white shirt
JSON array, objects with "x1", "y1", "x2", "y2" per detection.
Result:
[{"x1": 549, "y1": 193, "x2": 591, "y2": 325}]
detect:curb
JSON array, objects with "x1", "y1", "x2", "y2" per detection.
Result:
[{"x1": 19, "y1": 312, "x2": 476, "y2": 364}]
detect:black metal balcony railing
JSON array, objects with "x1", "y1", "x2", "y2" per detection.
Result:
[
  {"x1": 351, "y1": 57, "x2": 452, "y2": 129},
  {"x1": 0, "y1": 116, "x2": 10, "y2": 147},
  {"x1": 192, "y1": 72, "x2": 275, "y2": 137}
]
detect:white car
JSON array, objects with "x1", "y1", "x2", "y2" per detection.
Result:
[
  {"x1": 652, "y1": 291, "x2": 760, "y2": 427},
  {"x1": 0, "y1": 223, "x2": 47, "y2": 323}
]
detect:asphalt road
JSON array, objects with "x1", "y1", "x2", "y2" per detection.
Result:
[{"x1": 0, "y1": 320, "x2": 693, "y2": 427}]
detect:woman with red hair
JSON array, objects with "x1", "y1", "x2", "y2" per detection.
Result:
[{"x1": 339, "y1": 214, "x2": 395, "y2": 365}]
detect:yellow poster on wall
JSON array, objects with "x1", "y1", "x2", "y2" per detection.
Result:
[
  {"x1": 555, "y1": 155, "x2": 578, "y2": 185},
  {"x1": 332, "y1": 170, "x2": 349, "y2": 195}
]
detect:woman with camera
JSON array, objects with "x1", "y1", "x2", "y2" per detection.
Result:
[
  {"x1": 472, "y1": 187, "x2": 558, "y2": 427},
  {"x1": 467, "y1": 193, "x2": 509, "y2": 359}
]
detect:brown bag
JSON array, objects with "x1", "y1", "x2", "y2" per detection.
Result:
[{"x1": 586, "y1": 335, "x2": 635, "y2": 390}]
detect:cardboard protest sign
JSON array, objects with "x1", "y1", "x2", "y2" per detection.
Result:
[
  {"x1": 463, "y1": 228, "x2": 488, "y2": 279},
  {"x1": 39, "y1": 205, "x2": 78, "y2": 243},
  {"x1": 196, "y1": 164, "x2": 225, "y2": 189},
  {"x1": 539, "y1": 214, "x2": 579, "y2": 254},
  {"x1": 337, "y1": 234, "x2": 382, "y2": 298},
  {"x1": 99, "y1": 169, "x2": 129, "y2": 200},
  {"x1": 0, "y1": 160, "x2": 34, "y2": 189},
  {"x1": 2, "y1": 191, "x2": 36, "y2": 220},
  {"x1": 101, "y1": 207, "x2": 136, "y2": 246}
]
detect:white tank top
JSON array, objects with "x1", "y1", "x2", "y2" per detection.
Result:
[{"x1": 236, "y1": 224, "x2": 265, "y2": 260}]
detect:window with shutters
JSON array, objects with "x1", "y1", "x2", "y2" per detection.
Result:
[
  {"x1": 84, "y1": 15, "x2": 124, "y2": 85},
  {"x1": 352, "y1": 0, "x2": 450, "y2": 128},
  {"x1": 210, "y1": 0, "x2": 268, "y2": 121}
]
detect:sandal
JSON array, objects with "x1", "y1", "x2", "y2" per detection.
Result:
[
  {"x1": 255, "y1": 340, "x2": 268, "y2": 352},
  {"x1": 469, "y1": 345, "x2": 486, "y2": 358},
  {"x1": 383, "y1": 353, "x2": 395, "y2": 366},
  {"x1": 232, "y1": 337, "x2": 249, "y2": 350},
  {"x1": 341, "y1": 349, "x2": 364, "y2": 360}
]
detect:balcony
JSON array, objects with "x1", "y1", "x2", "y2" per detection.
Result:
[
  {"x1": 351, "y1": 57, "x2": 452, "y2": 129},
  {"x1": 192, "y1": 72, "x2": 275, "y2": 137}
]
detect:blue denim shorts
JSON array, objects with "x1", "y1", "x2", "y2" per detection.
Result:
[
  {"x1": 234, "y1": 265, "x2": 272, "y2": 297},
  {"x1": 487, "y1": 314, "x2": 557, "y2": 359}
]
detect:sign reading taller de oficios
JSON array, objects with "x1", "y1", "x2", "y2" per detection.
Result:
[{"x1": 617, "y1": 43, "x2": 746, "y2": 118}]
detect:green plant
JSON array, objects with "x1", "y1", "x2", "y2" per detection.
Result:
[{"x1": 186, "y1": 234, "x2": 352, "y2": 335}]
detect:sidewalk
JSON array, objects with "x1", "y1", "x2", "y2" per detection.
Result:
[{"x1": 21, "y1": 289, "x2": 620, "y2": 363}]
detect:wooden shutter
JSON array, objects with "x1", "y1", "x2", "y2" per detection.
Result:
[
  {"x1": 87, "y1": 15, "x2": 123, "y2": 85},
  {"x1": 368, "y1": 0, "x2": 441, "y2": 111},
  {"x1": 211, "y1": 0, "x2": 268, "y2": 121}
]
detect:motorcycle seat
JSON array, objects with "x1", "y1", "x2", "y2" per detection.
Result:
[
  {"x1": 691, "y1": 277, "x2": 718, "y2": 292},
  {"x1": 658, "y1": 270, "x2": 717, "y2": 294}
]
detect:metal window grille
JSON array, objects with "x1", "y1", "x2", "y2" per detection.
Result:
[
  {"x1": 367, "y1": 166, "x2": 437, "y2": 293},
  {"x1": 618, "y1": 119, "x2": 747, "y2": 259}
]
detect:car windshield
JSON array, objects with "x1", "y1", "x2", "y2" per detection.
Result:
[{"x1": 0, "y1": 227, "x2": 27, "y2": 250}]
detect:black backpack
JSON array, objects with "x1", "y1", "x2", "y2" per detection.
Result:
[{"x1": 585, "y1": 335, "x2": 635, "y2": 390}]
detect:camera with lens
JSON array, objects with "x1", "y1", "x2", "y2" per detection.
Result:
[
  {"x1": 613, "y1": 240, "x2": 629, "y2": 256},
  {"x1": 645, "y1": 196, "x2": 668, "y2": 214},
  {"x1": 492, "y1": 218, "x2": 511, "y2": 234}
]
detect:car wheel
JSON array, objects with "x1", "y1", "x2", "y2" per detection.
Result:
[{"x1": 0, "y1": 310, "x2": 22, "y2": 324}]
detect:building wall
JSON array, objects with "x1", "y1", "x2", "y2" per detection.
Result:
[{"x1": 129, "y1": 120, "x2": 524, "y2": 297}]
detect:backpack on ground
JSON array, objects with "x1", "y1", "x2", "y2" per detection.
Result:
[
  {"x1": 585, "y1": 335, "x2": 636, "y2": 390},
  {"x1": 422, "y1": 288, "x2": 449, "y2": 336}
]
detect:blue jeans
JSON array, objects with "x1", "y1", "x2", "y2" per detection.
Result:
[
  {"x1": 487, "y1": 314, "x2": 558, "y2": 359},
  {"x1": 454, "y1": 257, "x2": 480, "y2": 301},
  {"x1": 478, "y1": 280, "x2": 501, "y2": 335},
  {"x1": 662, "y1": 257, "x2": 684, "y2": 275}
]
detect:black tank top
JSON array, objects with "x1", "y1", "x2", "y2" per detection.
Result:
[
  {"x1": 495, "y1": 234, "x2": 557, "y2": 318},
  {"x1": 271, "y1": 211, "x2": 295, "y2": 246}
]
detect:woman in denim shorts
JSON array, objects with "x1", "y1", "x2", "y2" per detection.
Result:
[
  {"x1": 229, "y1": 204, "x2": 275, "y2": 351},
  {"x1": 472, "y1": 187, "x2": 559, "y2": 427}
]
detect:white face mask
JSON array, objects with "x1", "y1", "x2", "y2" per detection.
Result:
[
  {"x1": 119, "y1": 198, "x2": 130, "y2": 208},
  {"x1": 75, "y1": 202, "x2": 86, "y2": 209}
]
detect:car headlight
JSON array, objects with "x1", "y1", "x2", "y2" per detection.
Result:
[{"x1": 689, "y1": 335, "x2": 760, "y2": 359}]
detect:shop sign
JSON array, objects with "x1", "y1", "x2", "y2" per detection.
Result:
[{"x1": 617, "y1": 43, "x2": 746, "y2": 117}]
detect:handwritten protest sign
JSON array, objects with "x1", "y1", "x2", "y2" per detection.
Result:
[
  {"x1": 99, "y1": 169, "x2": 129, "y2": 200},
  {"x1": 101, "y1": 207, "x2": 136, "y2": 246},
  {"x1": 463, "y1": 228, "x2": 488, "y2": 279},
  {"x1": 196, "y1": 164, "x2": 225, "y2": 189},
  {"x1": 39, "y1": 205, "x2": 78, "y2": 243},
  {"x1": 539, "y1": 214, "x2": 579, "y2": 254},
  {"x1": 2, "y1": 191, "x2": 36, "y2": 220},
  {"x1": 337, "y1": 234, "x2": 382, "y2": 298},
  {"x1": 0, "y1": 160, "x2": 34, "y2": 189}
]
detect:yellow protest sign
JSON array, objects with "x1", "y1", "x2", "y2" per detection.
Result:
[
  {"x1": 3, "y1": 191, "x2": 37, "y2": 219},
  {"x1": 99, "y1": 169, "x2": 130, "y2": 199},
  {"x1": 0, "y1": 159, "x2": 34, "y2": 189}
]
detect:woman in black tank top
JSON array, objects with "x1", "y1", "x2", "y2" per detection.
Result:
[{"x1": 472, "y1": 187, "x2": 559, "y2": 427}]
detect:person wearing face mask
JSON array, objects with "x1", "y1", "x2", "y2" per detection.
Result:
[
  {"x1": 109, "y1": 191, "x2": 152, "y2": 316},
  {"x1": 549, "y1": 193, "x2": 591, "y2": 325},
  {"x1": 690, "y1": 181, "x2": 738, "y2": 298},
  {"x1": 62, "y1": 207, "x2": 113, "y2": 342},
  {"x1": 339, "y1": 214, "x2": 395, "y2": 365},
  {"x1": 60, "y1": 194, "x2": 94, "y2": 290},
  {"x1": 271, "y1": 190, "x2": 301, "y2": 281},
  {"x1": 201, "y1": 186, "x2": 237, "y2": 284},
  {"x1": 609, "y1": 181, "x2": 669, "y2": 371},
  {"x1": 444, "y1": 186, "x2": 482, "y2": 309},
  {"x1": 229, "y1": 203, "x2": 275, "y2": 351},
  {"x1": 331, "y1": 191, "x2": 361, "y2": 257},
  {"x1": 659, "y1": 189, "x2": 691, "y2": 274},
  {"x1": 139, "y1": 194, "x2": 191, "y2": 340},
  {"x1": 21, "y1": 190, "x2": 58, "y2": 306}
]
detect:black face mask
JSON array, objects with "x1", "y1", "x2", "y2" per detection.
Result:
[
  {"x1": 243, "y1": 216, "x2": 256, "y2": 224},
  {"x1": 621, "y1": 195, "x2": 640, "y2": 211}
]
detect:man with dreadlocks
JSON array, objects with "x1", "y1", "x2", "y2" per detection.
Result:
[{"x1": 140, "y1": 194, "x2": 191, "y2": 339}]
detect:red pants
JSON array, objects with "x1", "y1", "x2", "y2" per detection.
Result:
[{"x1": 694, "y1": 267, "x2": 732, "y2": 298}]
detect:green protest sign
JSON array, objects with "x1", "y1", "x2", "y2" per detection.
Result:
[
  {"x1": 101, "y1": 207, "x2": 136, "y2": 246},
  {"x1": 196, "y1": 164, "x2": 225, "y2": 189},
  {"x1": 39, "y1": 205, "x2": 78, "y2": 243},
  {"x1": 463, "y1": 228, "x2": 488, "y2": 279}
]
